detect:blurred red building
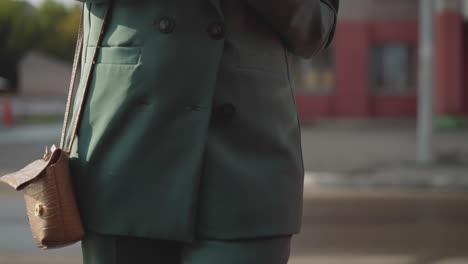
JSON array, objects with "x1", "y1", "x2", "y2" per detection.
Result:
[{"x1": 294, "y1": 0, "x2": 468, "y2": 121}]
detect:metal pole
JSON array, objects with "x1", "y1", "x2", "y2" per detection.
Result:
[{"x1": 417, "y1": 0, "x2": 434, "y2": 163}]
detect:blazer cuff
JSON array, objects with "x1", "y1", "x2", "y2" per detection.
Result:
[{"x1": 319, "y1": 0, "x2": 338, "y2": 50}]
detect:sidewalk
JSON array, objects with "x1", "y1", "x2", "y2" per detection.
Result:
[{"x1": 300, "y1": 120, "x2": 468, "y2": 189}]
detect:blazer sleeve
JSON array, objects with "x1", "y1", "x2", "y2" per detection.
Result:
[{"x1": 245, "y1": 0, "x2": 339, "y2": 58}]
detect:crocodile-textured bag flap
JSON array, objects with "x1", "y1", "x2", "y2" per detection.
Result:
[{"x1": 0, "y1": 146, "x2": 62, "y2": 191}]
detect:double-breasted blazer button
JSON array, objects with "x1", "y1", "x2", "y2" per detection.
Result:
[
  {"x1": 213, "y1": 103, "x2": 236, "y2": 123},
  {"x1": 207, "y1": 22, "x2": 225, "y2": 40},
  {"x1": 157, "y1": 17, "x2": 176, "y2": 34}
]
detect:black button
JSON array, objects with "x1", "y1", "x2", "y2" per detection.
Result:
[
  {"x1": 157, "y1": 17, "x2": 176, "y2": 34},
  {"x1": 213, "y1": 103, "x2": 236, "y2": 123},
  {"x1": 207, "y1": 22, "x2": 225, "y2": 40}
]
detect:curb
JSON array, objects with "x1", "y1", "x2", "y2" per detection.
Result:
[
  {"x1": 1, "y1": 253, "x2": 468, "y2": 264},
  {"x1": 303, "y1": 186, "x2": 468, "y2": 200}
]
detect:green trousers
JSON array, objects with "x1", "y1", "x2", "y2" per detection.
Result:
[{"x1": 82, "y1": 232, "x2": 292, "y2": 264}]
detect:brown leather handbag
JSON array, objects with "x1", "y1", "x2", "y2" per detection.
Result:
[{"x1": 0, "y1": 3, "x2": 114, "y2": 249}]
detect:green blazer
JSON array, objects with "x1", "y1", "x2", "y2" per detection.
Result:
[{"x1": 67, "y1": 0, "x2": 338, "y2": 241}]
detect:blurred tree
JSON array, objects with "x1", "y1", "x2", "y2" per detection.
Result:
[
  {"x1": 0, "y1": 0, "x2": 80, "y2": 92},
  {"x1": 0, "y1": 0, "x2": 38, "y2": 91},
  {"x1": 36, "y1": 0, "x2": 80, "y2": 61},
  {"x1": 57, "y1": 6, "x2": 81, "y2": 59}
]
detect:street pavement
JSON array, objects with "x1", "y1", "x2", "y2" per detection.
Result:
[
  {"x1": 2, "y1": 186, "x2": 468, "y2": 264},
  {"x1": 1, "y1": 186, "x2": 468, "y2": 264},
  {"x1": 0, "y1": 121, "x2": 468, "y2": 264}
]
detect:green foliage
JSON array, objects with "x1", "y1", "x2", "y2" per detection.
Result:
[
  {"x1": 0, "y1": 0, "x2": 38, "y2": 89},
  {"x1": 0, "y1": 0, "x2": 38, "y2": 58},
  {"x1": 36, "y1": 0, "x2": 81, "y2": 61},
  {"x1": 0, "y1": 0, "x2": 80, "y2": 89},
  {"x1": 0, "y1": 0, "x2": 80, "y2": 62}
]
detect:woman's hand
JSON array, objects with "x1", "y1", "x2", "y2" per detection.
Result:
[{"x1": 245, "y1": 0, "x2": 339, "y2": 58}]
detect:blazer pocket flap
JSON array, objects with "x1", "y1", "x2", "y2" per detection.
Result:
[{"x1": 86, "y1": 46, "x2": 142, "y2": 65}]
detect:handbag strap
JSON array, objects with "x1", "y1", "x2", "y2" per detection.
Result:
[
  {"x1": 59, "y1": 7, "x2": 84, "y2": 150},
  {"x1": 59, "y1": 2, "x2": 115, "y2": 153}
]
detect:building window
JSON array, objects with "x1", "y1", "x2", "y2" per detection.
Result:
[
  {"x1": 292, "y1": 47, "x2": 334, "y2": 94},
  {"x1": 370, "y1": 43, "x2": 416, "y2": 93}
]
